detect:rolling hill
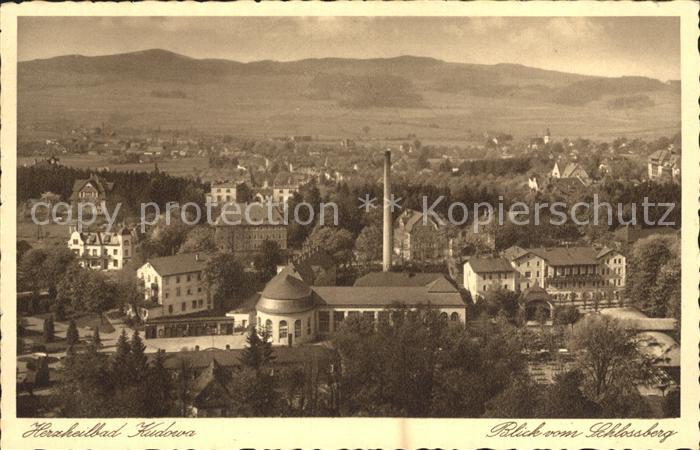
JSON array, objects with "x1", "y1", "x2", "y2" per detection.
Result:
[{"x1": 18, "y1": 49, "x2": 681, "y2": 141}]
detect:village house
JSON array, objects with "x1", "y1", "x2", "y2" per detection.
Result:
[
  {"x1": 136, "y1": 252, "x2": 213, "y2": 321},
  {"x1": 67, "y1": 226, "x2": 134, "y2": 270},
  {"x1": 551, "y1": 161, "x2": 592, "y2": 186},
  {"x1": 647, "y1": 147, "x2": 680, "y2": 181},
  {"x1": 69, "y1": 173, "x2": 114, "y2": 215}
]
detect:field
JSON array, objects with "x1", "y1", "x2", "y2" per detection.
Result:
[{"x1": 18, "y1": 77, "x2": 680, "y2": 145}]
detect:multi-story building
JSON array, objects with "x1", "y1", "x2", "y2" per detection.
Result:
[
  {"x1": 463, "y1": 257, "x2": 518, "y2": 300},
  {"x1": 207, "y1": 182, "x2": 239, "y2": 204},
  {"x1": 136, "y1": 252, "x2": 212, "y2": 320},
  {"x1": 393, "y1": 209, "x2": 446, "y2": 262},
  {"x1": 214, "y1": 202, "x2": 287, "y2": 255},
  {"x1": 67, "y1": 227, "x2": 134, "y2": 270},
  {"x1": 502, "y1": 245, "x2": 626, "y2": 302}
]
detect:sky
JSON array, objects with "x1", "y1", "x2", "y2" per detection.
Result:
[{"x1": 18, "y1": 16, "x2": 680, "y2": 80}]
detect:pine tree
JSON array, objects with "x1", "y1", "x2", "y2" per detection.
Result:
[
  {"x1": 128, "y1": 330, "x2": 148, "y2": 382},
  {"x1": 112, "y1": 329, "x2": 131, "y2": 384},
  {"x1": 240, "y1": 325, "x2": 275, "y2": 371},
  {"x1": 91, "y1": 326, "x2": 102, "y2": 349},
  {"x1": 66, "y1": 319, "x2": 80, "y2": 346},
  {"x1": 43, "y1": 315, "x2": 55, "y2": 343},
  {"x1": 143, "y1": 350, "x2": 175, "y2": 417}
]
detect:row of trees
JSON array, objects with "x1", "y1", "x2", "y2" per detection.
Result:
[
  {"x1": 333, "y1": 308, "x2": 671, "y2": 418},
  {"x1": 58, "y1": 330, "x2": 173, "y2": 417}
]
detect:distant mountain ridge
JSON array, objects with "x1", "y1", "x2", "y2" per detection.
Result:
[{"x1": 17, "y1": 49, "x2": 680, "y2": 139}]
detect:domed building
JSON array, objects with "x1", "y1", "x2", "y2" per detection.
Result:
[
  {"x1": 248, "y1": 266, "x2": 468, "y2": 347},
  {"x1": 256, "y1": 268, "x2": 317, "y2": 346}
]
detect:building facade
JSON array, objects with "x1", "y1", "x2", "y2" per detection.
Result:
[
  {"x1": 247, "y1": 268, "x2": 467, "y2": 347},
  {"x1": 214, "y1": 202, "x2": 288, "y2": 254},
  {"x1": 69, "y1": 173, "x2": 114, "y2": 215},
  {"x1": 67, "y1": 227, "x2": 134, "y2": 270},
  {"x1": 463, "y1": 257, "x2": 518, "y2": 299},
  {"x1": 393, "y1": 209, "x2": 446, "y2": 262},
  {"x1": 648, "y1": 147, "x2": 680, "y2": 181},
  {"x1": 136, "y1": 253, "x2": 213, "y2": 320},
  {"x1": 207, "y1": 182, "x2": 239, "y2": 204}
]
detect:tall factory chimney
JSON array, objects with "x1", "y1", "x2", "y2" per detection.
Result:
[{"x1": 383, "y1": 149, "x2": 392, "y2": 272}]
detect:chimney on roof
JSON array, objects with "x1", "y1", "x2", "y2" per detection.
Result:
[{"x1": 383, "y1": 149, "x2": 392, "y2": 272}]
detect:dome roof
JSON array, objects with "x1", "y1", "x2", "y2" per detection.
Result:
[
  {"x1": 521, "y1": 283, "x2": 550, "y2": 302},
  {"x1": 257, "y1": 271, "x2": 314, "y2": 314}
]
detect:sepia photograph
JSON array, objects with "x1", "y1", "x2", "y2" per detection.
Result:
[{"x1": 2, "y1": 3, "x2": 698, "y2": 448}]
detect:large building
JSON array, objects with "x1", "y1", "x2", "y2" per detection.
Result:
[
  {"x1": 67, "y1": 227, "x2": 134, "y2": 270},
  {"x1": 214, "y1": 202, "x2": 288, "y2": 255},
  {"x1": 465, "y1": 245, "x2": 626, "y2": 303},
  {"x1": 393, "y1": 208, "x2": 446, "y2": 262},
  {"x1": 136, "y1": 252, "x2": 213, "y2": 320},
  {"x1": 249, "y1": 267, "x2": 467, "y2": 347}
]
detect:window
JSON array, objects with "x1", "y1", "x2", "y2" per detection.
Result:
[
  {"x1": 181, "y1": 302, "x2": 186, "y2": 312},
  {"x1": 192, "y1": 300, "x2": 197, "y2": 309},
  {"x1": 307, "y1": 318, "x2": 311, "y2": 335},
  {"x1": 168, "y1": 305, "x2": 173, "y2": 314},
  {"x1": 187, "y1": 288, "x2": 192, "y2": 295},
  {"x1": 113, "y1": 249, "x2": 118, "y2": 255},
  {"x1": 197, "y1": 287, "x2": 202, "y2": 293},
  {"x1": 279, "y1": 320, "x2": 288, "y2": 340},
  {"x1": 265, "y1": 319, "x2": 273, "y2": 336},
  {"x1": 176, "y1": 276, "x2": 181, "y2": 283},
  {"x1": 319, "y1": 311, "x2": 330, "y2": 333},
  {"x1": 72, "y1": 239, "x2": 78, "y2": 244},
  {"x1": 525, "y1": 271, "x2": 531, "y2": 278},
  {"x1": 362, "y1": 311, "x2": 375, "y2": 323},
  {"x1": 450, "y1": 312, "x2": 459, "y2": 321},
  {"x1": 294, "y1": 319, "x2": 302, "y2": 337},
  {"x1": 165, "y1": 291, "x2": 170, "y2": 299},
  {"x1": 187, "y1": 274, "x2": 191, "y2": 282},
  {"x1": 439, "y1": 312, "x2": 448, "y2": 322},
  {"x1": 198, "y1": 299, "x2": 203, "y2": 307},
  {"x1": 113, "y1": 260, "x2": 118, "y2": 267},
  {"x1": 333, "y1": 311, "x2": 345, "y2": 329},
  {"x1": 176, "y1": 287, "x2": 181, "y2": 296}
]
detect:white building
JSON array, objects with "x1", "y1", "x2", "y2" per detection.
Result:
[
  {"x1": 136, "y1": 253, "x2": 213, "y2": 320},
  {"x1": 67, "y1": 227, "x2": 134, "y2": 270},
  {"x1": 207, "y1": 182, "x2": 239, "y2": 204},
  {"x1": 463, "y1": 257, "x2": 518, "y2": 300}
]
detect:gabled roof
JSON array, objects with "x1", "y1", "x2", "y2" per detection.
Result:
[
  {"x1": 395, "y1": 209, "x2": 443, "y2": 232},
  {"x1": 502, "y1": 245, "x2": 529, "y2": 261},
  {"x1": 465, "y1": 257, "x2": 515, "y2": 273},
  {"x1": 69, "y1": 174, "x2": 114, "y2": 201},
  {"x1": 527, "y1": 247, "x2": 598, "y2": 266},
  {"x1": 146, "y1": 252, "x2": 209, "y2": 276}
]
